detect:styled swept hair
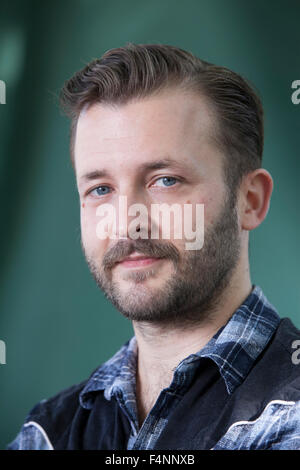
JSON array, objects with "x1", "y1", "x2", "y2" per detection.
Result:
[{"x1": 60, "y1": 42, "x2": 264, "y2": 192}]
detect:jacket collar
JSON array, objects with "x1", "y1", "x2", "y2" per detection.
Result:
[{"x1": 80, "y1": 285, "x2": 280, "y2": 409}]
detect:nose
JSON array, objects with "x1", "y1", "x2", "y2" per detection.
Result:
[{"x1": 112, "y1": 193, "x2": 153, "y2": 241}]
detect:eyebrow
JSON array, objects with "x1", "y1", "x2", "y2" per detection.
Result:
[
  {"x1": 79, "y1": 158, "x2": 187, "y2": 183},
  {"x1": 139, "y1": 158, "x2": 187, "y2": 172},
  {"x1": 80, "y1": 169, "x2": 109, "y2": 182}
]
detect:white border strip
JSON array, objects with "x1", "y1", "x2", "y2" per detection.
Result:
[
  {"x1": 223, "y1": 399, "x2": 296, "y2": 434},
  {"x1": 24, "y1": 421, "x2": 54, "y2": 450}
]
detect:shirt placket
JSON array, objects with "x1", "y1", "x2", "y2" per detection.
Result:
[
  {"x1": 129, "y1": 387, "x2": 182, "y2": 449},
  {"x1": 123, "y1": 362, "x2": 197, "y2": 450}
]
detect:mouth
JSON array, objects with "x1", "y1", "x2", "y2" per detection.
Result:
[{"x1": 116, "y1": 253, "x2": 162, "y2": 268}]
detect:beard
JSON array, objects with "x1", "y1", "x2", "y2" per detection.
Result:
[{"x1": 81, "y1": 190, "x2": 241, "y2": 328}]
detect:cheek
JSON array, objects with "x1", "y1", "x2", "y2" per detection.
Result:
[
  {"x1": 80, "y1": 206, "x2": 98, "y2": 247},
  {"x1": 80, "y1": 206, "x2": 111, "y2": 260},
  {"x1": 199, "y1": 192, "x2": 223, "y2": 228},
  {"x1": 183, "y1": 196, "x2": 209, "y2": 233}
]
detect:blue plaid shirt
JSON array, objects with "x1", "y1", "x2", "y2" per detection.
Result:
[{"x1": 7, "y1": 285, "x2": 300, "y2": 450}]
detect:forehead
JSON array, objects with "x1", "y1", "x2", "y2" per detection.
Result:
[{"x1": 74, "y1": 88, "x2": 219, "y2": 177}]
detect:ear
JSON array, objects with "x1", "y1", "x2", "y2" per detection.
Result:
[{"x1": 240, "y1": 169, "x2": 273, "y2": 231}]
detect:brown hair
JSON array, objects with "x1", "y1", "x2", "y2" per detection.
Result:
[{"x1": 60, "y1": 42, "x2": 264, "y2": 192}]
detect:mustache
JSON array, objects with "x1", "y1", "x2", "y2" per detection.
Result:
[{"x1": 91, "y1": 238, "x2": 181, "y2": 270}]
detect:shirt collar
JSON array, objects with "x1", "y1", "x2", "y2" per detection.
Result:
[
  {"x1": 80, "y1": 285, "x2": 280, "y2": 409},
  {"x1": 189, "y1": 285, "x2": 281, "y2": 393}
]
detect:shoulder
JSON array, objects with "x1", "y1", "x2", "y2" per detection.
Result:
[
  {"x1": 271, "y1": 317, "x2": 300, "y2": 376},
  {"x1": 275, "y1": 316, "x2": 300, "y2": 349},
  {"x1": 214, "y1": 398, "x2": 300, "y2": 449},
  {"x1": 6, "y1": 375, "x2": 96, "y2": 450},
  {"x1": 253, "y1": 317, "x2": 300, "y2": 396},
  {"x1": 27, "y1": 378, "x2": 89, "y2": 422}
]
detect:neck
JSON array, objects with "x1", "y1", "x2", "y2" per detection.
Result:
[{"x1": 133, "y1": 263, "x2": 252, "y2": 425}]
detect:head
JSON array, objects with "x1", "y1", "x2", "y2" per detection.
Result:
[{"x1": 60, "y1": 43, "x2": 273, "y2": 328}]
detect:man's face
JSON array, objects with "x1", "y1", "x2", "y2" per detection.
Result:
[{"x1": 75, "y1": 88, "x2": 241, "y2": 327}]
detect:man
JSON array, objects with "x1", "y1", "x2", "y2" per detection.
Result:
[{"x1": 7, "y1": 43, "x2": 300, "y2": 450}]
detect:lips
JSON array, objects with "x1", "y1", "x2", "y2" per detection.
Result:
[{"x1": 117, "y1": 253, "x2": 161, "y2": 268}]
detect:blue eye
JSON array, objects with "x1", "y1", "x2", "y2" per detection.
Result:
[
  {"x1": 154, "y1": 176, "x2": 178, "y2": 187},
  {"x1": 91, "y1": 186, "x2": 111, "y2": 196}
]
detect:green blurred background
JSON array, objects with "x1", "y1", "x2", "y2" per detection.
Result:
[{"x1": 0, "y1": 0, "x2": 299, "y2": 449}]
